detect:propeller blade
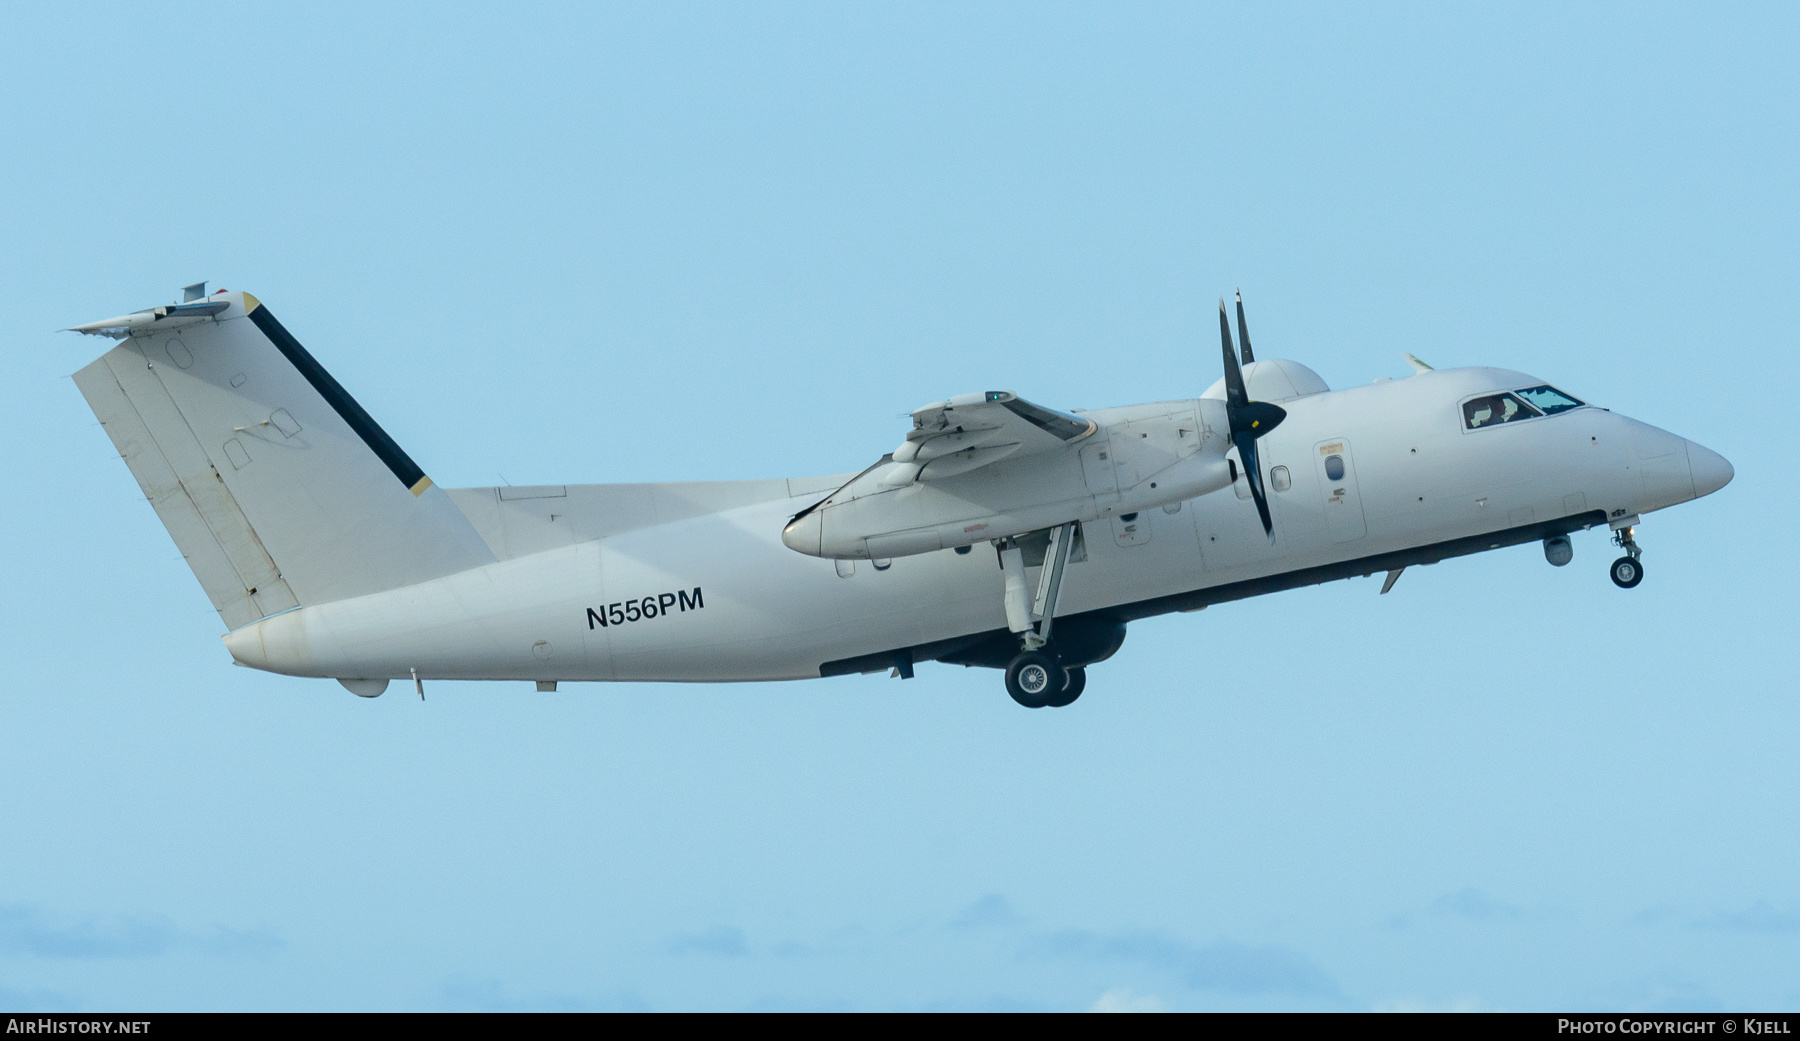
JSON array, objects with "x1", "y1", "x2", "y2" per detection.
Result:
[
  {"x1": 1216, "y1": 296, "x2": 1285, "y2": 536},
  {"x1": 1235, "y1": 290, "x2": 1254, "y2": 365},
  {"x1": 1234, "y1": 431, "x2": 1275, "y2": 536},
  {"x1": 1218, "y1": 301, "x2": 1248, "y2": 411}
]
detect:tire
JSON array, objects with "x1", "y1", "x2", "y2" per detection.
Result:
[
  {"x1": 1043, "y1": 666, "x2": 1086, "y2": 708},
  {"x1": 1005, "y1": 650, "x2": 1064, "y2": 708},
  {"x1": 1610, "y1": 555, "x2": 1643, "y2": 589}
]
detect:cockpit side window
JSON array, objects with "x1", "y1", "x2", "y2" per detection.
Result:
[
  {"x1": 1514, "y1": 385, "x2": 1585, "y2": 415},
  {"x1": 1463, "y1": 393, "x2": 1542, "y2": 430}
]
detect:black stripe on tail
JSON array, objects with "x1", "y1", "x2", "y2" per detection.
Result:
[{"x1": 245, "y1": 303, "x2": 431, "y2": 496}]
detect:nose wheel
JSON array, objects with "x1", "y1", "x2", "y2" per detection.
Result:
[{"x1": 1610, "y1": 525, "x2": 1644, "y2": 589}]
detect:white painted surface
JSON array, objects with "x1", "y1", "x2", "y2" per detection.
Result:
[
  {"x1": 215, "y1": 365, "x2": 1722, "y2": 685},
  {"x1": 71, "y1": 293, "x2": 1727, "y2": 689}
]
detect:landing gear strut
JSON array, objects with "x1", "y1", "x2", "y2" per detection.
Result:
[
  {"x1": 1610, "y1": 523, "x2": 1644, "y2": 589},
  {"x1": 999, "y1": 523, "x2": 1084, "y2": 707}
]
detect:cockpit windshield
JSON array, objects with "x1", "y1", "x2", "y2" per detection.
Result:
[
  {"x1": 1514, "y1": 385, "x2": 1585, "y2": 415},
  {"x1": 1463, "y1": 393, "x2": 1541, "y2": 429}
]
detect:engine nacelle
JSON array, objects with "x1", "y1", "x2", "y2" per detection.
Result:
[{"x1": 783, "y1": 399, "x2": 1236, "y2": 559}]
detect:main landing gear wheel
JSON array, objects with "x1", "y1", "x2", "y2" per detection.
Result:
[
  {"x1": 1043, "y1": 666, "x2": 1085, "y2": 708},
  {"x1": 1005, "y1": 650, "x2": 1065, "y2": 709}
]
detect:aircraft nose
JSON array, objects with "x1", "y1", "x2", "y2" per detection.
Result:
[{"x1": 1686, "y1": 440, "x2": 1734, "y2": 499}]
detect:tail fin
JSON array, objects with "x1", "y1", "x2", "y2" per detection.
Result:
[{"x1": 73, "y1": 288, "x2": 494, "y2": 629}]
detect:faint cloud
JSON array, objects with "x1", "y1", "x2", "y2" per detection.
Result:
[
  {"x1": 0, "y1": 983, "x2": 82, "y2": 1012},
  {"x1": 1431, "y1": 888, "x2": 1527, "y2": 921},
  {"x1": 951, "y1": 894, "x2": 1019, "y2": 930},
  {"x1": 1695, "y1": 901, "x2": 1800, "y2": 933},
  {"x1": 1627, "y1": 906, "x2": 1678, "y2": 927},
  {"x1": 1387, "y1": 888, "x2": 1537, "y2": 928},
  {"x1": 669, "y1": 924, "x2": 749, "y2": 957},
  {"x1": 0, "y1": 904, "x2": 278, "y2": 960},
  {"x1": 440, "y1": 977, "x2": 648, "y2": 1012},
  {"x1": 1035, "y1": 928, "x2": 1338, "y2": 997},
  {"x1": 917, "y1": 995, "x2": 1049, "y2": 1012},
  {"x1": 742, "y1": 994, "x2": 859, "y2": 1012},
  {"x1": 1374, "y1": 994, "x2": 1493, "y2": 1012},
  {"x1": 1089, "y1": 987, "x2": 1165, "y2": 1012},
  {"x1": 1578, "y1": 972, "x2": 1723, "y2": 1013},
  {"x1": 771, "y1": 925, "x2": 875, "y2": 959}
]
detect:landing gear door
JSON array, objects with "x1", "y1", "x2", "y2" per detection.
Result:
[{"x1": 1315, "y1": 439, "x2": 1367, "y2": 542}]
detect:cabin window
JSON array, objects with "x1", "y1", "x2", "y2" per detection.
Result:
[
  {"x1": 1514, "y1": 385, "x2": 1585, "y2": 415},
  {"x1": 1323, "y1": 455, "x2": 1345, "y2": 482},
  {"x1": 1270, "y1": 465, "x2": 1291, "y2": 492},
  {"x1": 1462, "y1": 393, "x2": 1542, "y2": 430}
]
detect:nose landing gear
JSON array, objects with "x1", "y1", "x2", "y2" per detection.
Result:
[{"x1": 1610, "y1": 524, "x2": 1644, "y2": 589}]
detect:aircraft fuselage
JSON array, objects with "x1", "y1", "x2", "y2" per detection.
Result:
[{"x1": 220, "y1": 365, "x2": 1730, "y2": 685}]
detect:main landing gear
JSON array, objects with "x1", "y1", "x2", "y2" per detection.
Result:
[
  {"x1": 1610, "y1": 522, "x2": 1644, "y2": 589},
  {"x1": 997, "y1": 523, "x2": 1086, "y2": 708},
  {"x1": 1004, "y1": 649, "x2": 1084, "y2": 709}
]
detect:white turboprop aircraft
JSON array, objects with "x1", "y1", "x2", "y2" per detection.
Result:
[{"x1": 71, "y1": 284, "x2": 1732, "y2": 707}]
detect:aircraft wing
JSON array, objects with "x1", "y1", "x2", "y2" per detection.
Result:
[{"x1": 885, "y1": 391, "x2": 1096, "y2": 484}]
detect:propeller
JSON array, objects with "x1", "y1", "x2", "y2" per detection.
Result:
[
  {"x1": 1234, "y1": 290, "x2": 1254, "y2": 364},
  {"x1": 1218, "y1": 299, "x2": 1286, "y2": 536}
]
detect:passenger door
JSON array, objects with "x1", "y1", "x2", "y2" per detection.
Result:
[{"x1": 1314, "y1": 439, "x2": 1367, "y2": 542}]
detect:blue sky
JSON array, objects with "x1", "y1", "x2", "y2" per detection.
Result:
[{"x1": 2, "y1": 1, "x2": 1796, "y2": 1011}]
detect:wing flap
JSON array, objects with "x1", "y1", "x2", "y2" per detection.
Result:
[{"x1": 891, "y1": 392, "x2": 1093, "y2": 481}]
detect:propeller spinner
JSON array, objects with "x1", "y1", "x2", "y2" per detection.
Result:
[{"x1": 1217, "y1": 297, "x2": 1286, "y2": 536}]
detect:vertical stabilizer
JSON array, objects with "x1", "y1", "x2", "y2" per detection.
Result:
[{"x1": 73, "y1": 289, "x2": 494, "y2": 627}]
